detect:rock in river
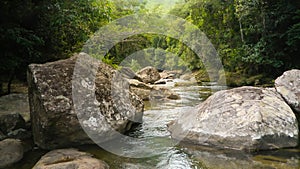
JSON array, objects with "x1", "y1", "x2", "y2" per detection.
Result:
[
  {"x1": 136, "y1": 66, "x2": 161, "y2": 84},
  {"x1": 168, "y1": 86, "x2": 298, "y2": 151},
  {"x1": 27, "y1": 53, "x2": 144, "y2": 149},
  {"x1": 32, "y1": 148, "x2": 109, "y2": 169},
  {"x1": 275, "y1": 69, "x2": 300, "y2": 114},
  {"x1": 128, "y1": 79, "x2": 180, "y2": 101}
]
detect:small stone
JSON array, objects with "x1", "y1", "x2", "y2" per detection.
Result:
[
  {"x1": 136, "y1": 66, "x2": 161, "y2": 84},
  {"x1": 32, "y1": 148, "x2": 109, "y2": 169},
  {"x1": 0, "y1": 139, "x2": 24, "y2": 168}
]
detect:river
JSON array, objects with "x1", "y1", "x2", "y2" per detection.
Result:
[{"x1": 10, "y1": 80, "x2": 300, "y2": 169}]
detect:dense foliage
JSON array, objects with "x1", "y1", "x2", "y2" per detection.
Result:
[
  {"x1": 170, "y1": 0, "x2": 300, "y2": 77},
  {"x1": 0, "y1": 0, "x2": 113, "y2": 94},
  {"x1": 0, "y1": 0, "x2": 299, "y2": 94}
]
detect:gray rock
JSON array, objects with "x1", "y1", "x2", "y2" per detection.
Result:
[
  {"x1": 275, "y1": 69, "x2": 300, "y2": 114},
  {"x1": 0, "y1": 113, "x2": 26, "y2": 134},
  {"x1": 159, "y1": 72, "x2": 174, "y2": 80},
  {"x1": 32, "y1": 148, "x2": 109, "y2": 169},
  {"x1": 152, "y1": 86, "x2": 180, "y2": 100},
  {"x1": 7, "y1": 128, "x2": 32, "y2": 140},
  {"x1": 128, "y1": 79, "x2": 180, "y2": 101},
  {"x1": 0, "y1": 139, "x2": 24, "y2": 168},
  {"x1": 168, "y1": 86, "x2": 298, "y2": 151},
  {"x1": 0, "y1": 130, "x2": 6, "y2": 141},
  {"x1": 27, "y1": 53, "x2": 144, "y2": 149},
  {"x1": 136, "y1": 66, "x2": 161, "y2": 84},
  {"x1": 0, "y1": 94, "x2": 30, "y2": 122},
  {"x1": 119, "y1": 67, "x2": 142, "y2": 81}
]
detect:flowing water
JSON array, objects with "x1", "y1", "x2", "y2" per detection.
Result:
[{"x1": 9, "y1": 80, "x2": 300, "y2": 169}]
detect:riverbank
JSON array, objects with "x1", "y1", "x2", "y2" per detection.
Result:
[
  {"x1": 3, "y1": 80, "x2": 300, "y2": 169},
  {"x1": 0, "y1": 56, "x2": 299, "y2": 168}
]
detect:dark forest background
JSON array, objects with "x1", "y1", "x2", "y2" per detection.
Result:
[{"x1": 1, "y1": 0, "x2": 299, "y2": 95}]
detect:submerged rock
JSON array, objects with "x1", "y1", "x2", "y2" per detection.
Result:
[
  {"x1": 32, "y1": 148, "x2": 109, "y2": 169},
  {"x1": 275, "y1": 69, "x2": 300, "y2": 114},
  {"x1": 27, "y1": 53, "x2": 144, "y2": 149},
  {"x1": 168, "y1": 86, "x2": 298, "y2": 151},
  {"x1": 0, "y1": 139, "x2": 24, "y2": 168},
  {"x1": 136, "y1": 66, "x2": 161, "y2": 84}
]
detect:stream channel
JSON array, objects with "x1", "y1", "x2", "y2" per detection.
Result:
[{"x1": 10, "y1": 80, "x2": 300, "y2": 169}]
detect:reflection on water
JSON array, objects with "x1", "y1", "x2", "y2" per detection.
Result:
[{"x1": 10, "y1": 80, "x2": 299, "y2": 169}]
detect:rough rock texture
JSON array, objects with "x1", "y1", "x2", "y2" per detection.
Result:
[
  {"x1": 0, "y1": 113, "x2": 26, "y2": 134},
  {"x1": 0, "y1": 139, "x2": 24, "y2": 168},
  {"x1": 275, "y1": 69, "x2": 300, "y2": 114},
  {"x1": 27, "y1": 53, "x2": 144, "y2": 149},
  {"x1": 128, "y1": 79, "x2": 180, "y2": 101},
  {"x1": 136, "y1": 66, "x2": 161, "y2": 84},
  {"x1": 168, "y1": 86, "x2": 298, "y2": 151},
  {"x1": 32, "y1": 149, "x2": 109, "y2": 169}
]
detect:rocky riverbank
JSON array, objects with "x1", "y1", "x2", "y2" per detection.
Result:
[
  {"x1": 168, "y1": 69, "x2": 300, "y2": 151},
  {"x1": 0, "y1": 53, "x2": 299, "y2": 168}
]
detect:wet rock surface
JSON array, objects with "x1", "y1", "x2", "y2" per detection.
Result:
[
  {"x1": 275, "y1": 69, "x2": 300, "y2": 114},
  {"x1": 32, "y1": 148, "x2": 109, "y2": 169},
  {"x1": 27, "y1": 53, "x2": 144, "y2": 149},
  {"x1": 168, "y1": 86, "x2": 298, "y2": 151}
]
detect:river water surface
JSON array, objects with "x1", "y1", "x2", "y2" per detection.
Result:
[{"x1": 10, "y1": 80, "x2": 300, "y2": 169}]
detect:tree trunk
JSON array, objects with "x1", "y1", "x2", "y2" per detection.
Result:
[
  {"x1": 239, "y1": 18, "x2": 244, "y2": 43},
  {"x1": 7, "y1": 68, "x2": 16, "y2": 94}
]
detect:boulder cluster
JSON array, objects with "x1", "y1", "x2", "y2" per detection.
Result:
[
  {"x1": 0, "y1": 52, "x2": 299, "y2": 168},
  {"x1": 168, "y1": 69, "x2": 300, "y2": 151}
]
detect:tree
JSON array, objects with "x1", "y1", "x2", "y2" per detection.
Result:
[{"x1": 0, "y1": 0, "x2": 113, "y2": 95}]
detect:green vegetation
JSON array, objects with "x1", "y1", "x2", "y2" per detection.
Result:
[
  {"x1": 172, "y1": 0, "x2": 300, "y2": 84},
  {"x1": 0, "y1": 0, "x2": 299, "y2": 95}
]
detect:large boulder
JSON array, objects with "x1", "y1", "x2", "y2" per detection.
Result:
[
  {"x1": 168, "y1": 86, "x2": 298, "y2": 151},
  {"x1": 0, "y1": 139, "x2": 24, "y2": 168},
  {"x1": 32, "y1": 149, "x2": 109, "y2": 169},
  {"x1": 27, "y1": 53, "x2": 144, "y2": 149},
  {"x1": 275, "y1": 69, "x2": 300, "y2": 114},
  {"x1": 136, "y1": 66, "x2": 161, "y2": 84}
]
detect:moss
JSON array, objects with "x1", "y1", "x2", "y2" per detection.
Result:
[
  {"x1": 218, "y1": 72, "x2": 274, "y2": 87},
  {"x1": 193, "y1": 69, "x2": 220, "y2": 83}
]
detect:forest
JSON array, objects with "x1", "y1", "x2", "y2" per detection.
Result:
[{"x1": 0, "y1": 0, "x2": 299, "y2": 95}]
